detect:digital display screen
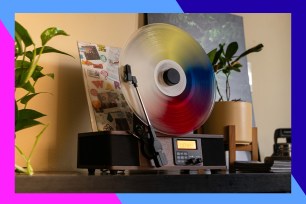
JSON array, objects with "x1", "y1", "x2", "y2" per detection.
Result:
[{"x1": 177, "y1": 140, "x2": 197, "y2": 150}]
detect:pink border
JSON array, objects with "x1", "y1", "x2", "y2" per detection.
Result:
[{"x1": 0, "y1": 20, "x2": 121, "y2": 204}]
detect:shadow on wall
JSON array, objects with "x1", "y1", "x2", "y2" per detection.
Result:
[{"x1": 53, "y1": 55, "x2": 91, "y2": 171}]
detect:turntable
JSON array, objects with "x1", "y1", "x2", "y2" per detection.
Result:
[{"x1": 77, "y1": 23, "x2": 226, "y2": 175}]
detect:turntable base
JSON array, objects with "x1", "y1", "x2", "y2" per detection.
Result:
[{"x1": 15, "y1": 172, "x2": 290, "y2": 193}]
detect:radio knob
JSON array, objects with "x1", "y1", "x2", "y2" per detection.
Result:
[
  {"x1": 186, "y1": 158, "x2": 196, "y2": 165},
  {"x1": 195, "y1": 158, "x2": 203, "y2": 164}
]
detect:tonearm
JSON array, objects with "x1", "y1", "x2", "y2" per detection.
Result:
[{"x1": 123, "y1": 64, "x2": 168, "y2": 167}]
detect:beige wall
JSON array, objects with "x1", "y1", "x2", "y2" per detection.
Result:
[
  {"x1": 15, "y1": 13, "x2": 290, "y2": 171},
  {"x1": 237, "y1": 14, "x2": 291, "y2": 159},
  {"x1": 15, "y1": 14, "x2": 140, "y2": 171}
]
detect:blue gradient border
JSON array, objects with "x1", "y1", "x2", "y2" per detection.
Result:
[{"x1": 0, "y1": 0, "x2": 304, "y2": 203}]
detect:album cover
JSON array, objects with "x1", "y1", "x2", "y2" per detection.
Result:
[{"x1": 77, "y1": 42, "x2": 133, "y2": 131}]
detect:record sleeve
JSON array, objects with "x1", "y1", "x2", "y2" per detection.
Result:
[{"x1": 77, "y1": 42, "x2": 133, "y2": 131}]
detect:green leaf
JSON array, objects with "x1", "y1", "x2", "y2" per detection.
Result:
[
  {"x1": 15, "y1": 21, "x2": 34, "y2": 47},
  {"x1": 40, "y1": 46, "x2": 74, "y2": 58},
  {"x1": 19, "y1": 92, "x2": 51, "y2": 104},
  {"x1": 222, "y1": 67, "x2": 230, "y2": 74},
  {"x1": 15, "y1": 101, "x2": 19, "y2": 126},
  {"x1": 219, "y1": 56, "x2": 227, "y2": 68},
  {"x1": 21, "y1": 81, "x2": 35, "y2": 93},
  {"x1": 212, "y1": 44, "x2": 224, "y2": 65},
  {"x1": 25, "y1": 46, "x2": 74, "y2": 59},
  {"x1": 15, "y1": 60, "x2": 31, "y2": 69},
  {"x1": 15, "y1": 32, "x2": 23, "y2": 57},
  {"x1": 15, "y1": 68, "x2": 26, "y2": 87},
  {"x1": 234, "y1": 43, "x2": 264, "y2": 63},
  {"x1": 225, "y1": 42, "x2": 238, "y2": 60},
  {"x1": 207, "y1": 48, "x2": 217, "y2": 64},
  {"x1": 20, "y1": 93, "x2": 39, "y2": 104},
  {"x1": 32, "y1": 68, "x2": 45, "y2": 81},
  {"x1": 230, "y1": 63, "x2": 242, "y2": 72},
  {"x1": 15, "y1": 119, "x2": 42, "y2": 132},
  {"x1": 232, "y1": 67, "x2": 241, "y2": 72},
  {"x1": 41, "y1": 27, "x2": 69, "y2": 46},
  {"x1": 18, "y1": 109, "x2": 46, "y2": 120},
  {"x1": 15, "y1": 64, "x2": 43, "y2": 86},
  {"x1": 15, "y1": 109, "x2": 45, "y2": 132},
  {"x1": 46, "y1": 73, "x2": 55, "y2": 79}
]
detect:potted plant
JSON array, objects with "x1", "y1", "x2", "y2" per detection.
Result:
[
  {"x1": 199, "y1": 42, "x2": 263, "y2": 143},
  {"x1": 15, "y1": 21, "x2": 73, "y2": 175}
]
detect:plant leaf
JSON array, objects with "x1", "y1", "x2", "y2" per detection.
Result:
[
  {"x1": 46, "y1": 73, "x2": 55, "y2": 79},
  {"x1": 32, "y1": 68, "x2": 45, "y2": 81},
  {"x1": 207, "y1": 48, "x2": 217, "y2": 64},
  {"x1": 231, "y1": 63, "x2": 242, "y2": 72},
  {"x1": 41, "y1": 27, "x2": 69, "y2": 46},
  {"x1": 15, "y1": 60, "x2": 31, "y2": 69},
  {"x1": 18, "y1": 109, "x2": 46, "y2": 120},
  {"x1": 15, "y1": 119, "x2": 42, "y2": 132},
  {"x1": 26, "y1": 46, "x2": 74, "y2": 59},
  {"x1": 233, "y1": 43, "x2": 264, "y2": 63},
  {"x1": 21, "y1": 81, "x2": 35, "y2": 93},
  {"x1": 40, "y1": 46, "x2": 74, "y2": 58},
  {"x1": 20, "y1": 94, "x2": 37, "y2": 104},
  {"x1": 15, "y1": 68, "x2": 26, "y2": 87},
  {"x1": 222, "y1": 67, "x2": 230, "y2": 74},
  {"x1": 15, "y1": 101, "x2": 19, "y2": 126},
  {"x1": 15, "y1": 21, "x2": 34, "y2": 47},
  {"x1": 15, "y1": 109, "x2": 45, "y2": 132},
  {"x1": 20, "y1": 93, "x2": 40, "y2": 104},
  {"x1": 232, "y1": 67, "x2": 241, "y2": 72},
  {"x1": 219, "y1": 56, "x2": 227, "y2": 68},
  {"x1": 212, "y1": 44, "x2": 224, "y2": 65},
  {"x1": 15, "y1": 32, "x2": 23, "y2": 57},
  {"x1": 19, "y1": 92, "x2": 51, "y2": 104},
  {"x1": 225, "y1": 42, "x2": 238, "y2": 60}
]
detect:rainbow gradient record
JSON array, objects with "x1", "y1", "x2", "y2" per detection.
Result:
[{"x1": 119, "y1": 23, "x2": 215, "y2": 135}]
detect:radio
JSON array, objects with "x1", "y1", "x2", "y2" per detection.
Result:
[{"x1": 77, "y1": 131, "x2": 226, "y2": 174}]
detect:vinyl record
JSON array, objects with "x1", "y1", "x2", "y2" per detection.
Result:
[{"x1": 119, "y1": 23, "x2": 215, "y2": 135}]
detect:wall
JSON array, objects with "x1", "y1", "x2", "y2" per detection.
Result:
[
  {"x1": 15, "y1": 14, "x2": 139, "y2": 171},
  {"x1": 236, "y1": 13, "x2": 291, "y2": 159},
  {"x1": 15, "y1": 13, "x2": 291, "y2": 171}
]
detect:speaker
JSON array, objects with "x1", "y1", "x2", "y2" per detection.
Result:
[
  {"x1": 77, "y1": 131, "x2": 140, "y2": 169},
  {"x1": 201, "y1": 137, "x2": 226, "y2": 166}
]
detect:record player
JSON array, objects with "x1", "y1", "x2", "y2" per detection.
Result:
[{"x1": 77, "y1": 24, "x2": 226, "y2": 174}]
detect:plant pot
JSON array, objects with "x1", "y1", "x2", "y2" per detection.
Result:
[{"x1": 199, "y1": 101, "x2": 252, "y2": 144}]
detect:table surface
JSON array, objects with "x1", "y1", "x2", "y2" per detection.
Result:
[{"x1": 15, "y1": 171, "x2": 291, "y2": 193}]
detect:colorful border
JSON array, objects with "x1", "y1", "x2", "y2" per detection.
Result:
[{"x1": 0, "y1": 0, "x2": 304, "y2": 204}]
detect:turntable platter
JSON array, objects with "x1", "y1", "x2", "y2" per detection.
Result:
[{"x1": 119, "y1": 23, "x2": 215, "y2": 135}]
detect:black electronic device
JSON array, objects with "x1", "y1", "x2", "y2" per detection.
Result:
[
  {"x1": 77, "y1": 131, "x2": 226, "y2": 174},
  {"x1": 273, "y1": 128, "x2": 291, "y2": 157}
]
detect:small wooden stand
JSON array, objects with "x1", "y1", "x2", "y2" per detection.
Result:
[{"x1": 226, "y1": 125, "x2": 259, "y2": 172}]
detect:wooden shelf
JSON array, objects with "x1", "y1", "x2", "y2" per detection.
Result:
[{"x1": 15, "y1": 172, "x2": 291, "y2": 193}]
